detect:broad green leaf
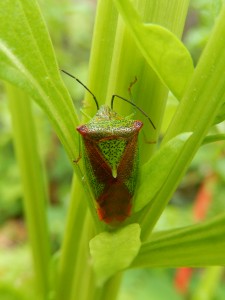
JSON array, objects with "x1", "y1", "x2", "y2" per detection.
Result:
[
  {"x1": 0, "y1": 0, "x2": 78, "y2": 160},
  {"x1": 113, "y1": 0, "x2": 194, "y2": 100},
  {"x1": 89, "y1": 223, "x2": 141, "y2": 285},
  {"x1": 134, "y1": 132, "x2": 192, "y2": 212},
  {"x1": 131, "y1": 214, "x2": 225, "y2": 268}
]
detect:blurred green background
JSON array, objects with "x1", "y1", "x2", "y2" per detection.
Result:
[{"x1": 0, "y1": 0, "x2": 225, "y2": 299}]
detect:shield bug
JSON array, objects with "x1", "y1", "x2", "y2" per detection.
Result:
[{"x1": 62, "y1": 70, "x2": 155, "y2": 225}]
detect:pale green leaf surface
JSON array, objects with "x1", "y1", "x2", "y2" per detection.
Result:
[
  {"x1": 134, "y1": 132, "x2": 192, "y2": 212},
  {"x1": 89, "y1": 224, "x2": 141, "y2": 285},
  {"x1": 131, "y1": 214, "x2": 225, "y2": 268},
  {"x1": 113, "y1": 0, "x2": 194, "y2": 100},
  {"x1": 0, "y1": 0, "x2": 78, "y2": 160}
]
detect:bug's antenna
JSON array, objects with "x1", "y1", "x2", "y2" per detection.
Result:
[
  {"x1": 61, "y1": 70, "x2": 99, "y2": 110},
  {"x1": 111, "y1": 95, "x2": 156, "y2": 130}
]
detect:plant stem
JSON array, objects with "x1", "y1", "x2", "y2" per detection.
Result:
[
  {"x1": 192, "y1": 267, "x2": 224, "y2": 300},
  {"x1": 7, "y1": 84, "x2": 50, "y2": 300},
  {"x1": 54, "y1": 175, "x2": 88, "y2": 300},
  {"x1": 97, "y1": 273, "x2": 123, "y2": 300},
  {"x1": 84, "y1": 0, "x2": 119, "y2": 114},
  {"x1": 70, "y1": 212, "x2": 95, "y2": 300}
]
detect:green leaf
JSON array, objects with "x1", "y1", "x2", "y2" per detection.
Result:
[
  {"x1": 113, "y1": 0, "x2": 194, "y2": 99},
  {"x1": 139, "y1": 5, "x2": 225, "y2": 239},
  {"x1": 131, "y1": 214, "x2": 225, "y2": 268},
  {"x1": 89, "y1": 223, "x2": 141, "y2": 285},
  {"x1": 213, "y1": 102, "x2": 225, "y2": 124},
  {"x1": 134, "y1": 132, "x2": 192, "y2": 212},
  {"x1": 0, "y1": 0, "x2": 78, "y2": 161},
  {"x1": 202, "y1": 134, "x2": 225, "y2": 145}
]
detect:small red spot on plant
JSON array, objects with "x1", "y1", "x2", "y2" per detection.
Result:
[
  {"x1": 174, "y1": 268, "x2": 193, "y2": 294},
  {"x1": 194, "y1": 174, "x2": 216, "y2": 221}
]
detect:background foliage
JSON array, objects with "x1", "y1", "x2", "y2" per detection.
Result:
[{"x1": 0, "y1": 0, "x2": 225, "y2": 299}]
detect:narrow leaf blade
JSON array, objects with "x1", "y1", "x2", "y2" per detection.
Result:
[
  {"x1": 134, "y1": 132, "x2": 192, "y2": 212},
  {"x1": 132, "y1": 214, "x2": 225, "y2": 268}
]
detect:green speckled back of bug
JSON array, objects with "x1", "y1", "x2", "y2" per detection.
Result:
[
  {"x1": 76, "y1": 105, "x2": 143, "y2": 224},
  {"x1": 98, "y1": 139, "x2": 127, "y2": 178}
]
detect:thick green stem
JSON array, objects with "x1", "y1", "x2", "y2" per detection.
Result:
[
  {"x1": 97, "y1": 273, "x2": 123, "y2": 300},
  {"x1": 70, "y1": 212, "x2": 95, "y2": 300},
  {"x1": 54, "y1": 175, "x2": 88, "y2": 300},
  {"x1": 7, "y1": 85, "x2": 50, "y2": 300},
  {"x1": 84, "y1": 0, "x2": 118, "y2": 114}
]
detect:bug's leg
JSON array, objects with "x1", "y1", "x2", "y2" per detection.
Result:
[
  {"x1": 73, "y1": 134, "x2": 82, "y2": 163},
  {"x1": 73, "y1": 155, "x2": 81, "y2": 164},
  {"x1": 73, "y1": 108, "x2": 91, "y2": 163},
  {"x1": 128, "y1": 76, "x2": 138, "y2": 101},
  {"x1": 127, "y1": 77, "x2": 138, "y2": 117}
]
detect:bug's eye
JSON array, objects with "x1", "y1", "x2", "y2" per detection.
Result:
[
  {"x1": 77, "y1": 125, "x2": 88, "y2": 136},
  {"x1": 134, "y1": 120, "x2": 143, "y2": 130}
]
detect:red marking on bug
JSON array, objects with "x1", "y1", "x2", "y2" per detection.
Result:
[{"x1": 97, "y1": 180, "x2": 132, "y2": 224}]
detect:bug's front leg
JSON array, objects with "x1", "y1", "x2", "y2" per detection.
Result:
[{"x1": 73, "y1": 133, "x2": 82, "y2": 163}]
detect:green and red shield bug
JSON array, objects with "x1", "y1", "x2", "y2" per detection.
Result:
[{"x1": 62, "y1": 70, "x2": 155, "y2": 225}]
